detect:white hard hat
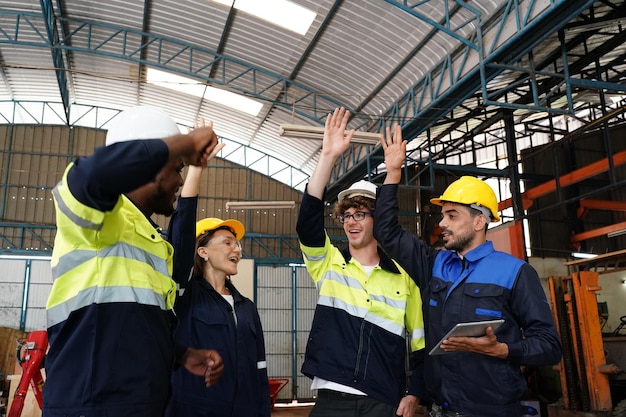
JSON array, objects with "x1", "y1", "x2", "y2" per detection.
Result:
[
  {"x1": 105, "y1": 106, "x2": 181, "y2": 146},
  {"x1": 337, "y1": 180, "x2": 377, "y2": 201}
]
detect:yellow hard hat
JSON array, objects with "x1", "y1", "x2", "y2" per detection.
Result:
[
  {"x1": 430, "y1": 176, "x2": 500, "y2": 222},
  {"x1": 196, "y1": 218, "x2": 245, "y2": 239}
]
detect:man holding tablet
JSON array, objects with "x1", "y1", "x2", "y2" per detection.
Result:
[
  {"x1": 373, "y1": 123, "x2": 562, "y2": 417},
  {"x1": 428, "y1": 319, "x2": 504, "y2": 356}
]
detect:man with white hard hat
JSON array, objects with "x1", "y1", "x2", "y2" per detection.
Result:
[
  {"x1": 44, "y1": 106, "x2": 224, "y2": 417},
  {"x1": 296, "y1": 107, "x2": 426, "y2": 417}
]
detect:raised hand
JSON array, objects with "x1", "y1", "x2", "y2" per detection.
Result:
[
  {"x1": 179, "y1": 123, "x2": 219, "y2": 167},
  {"x1": 321, "y1": 107, "x2": 354, "y2": 159},
  {"x1": 380, "y1": 123, "x2": 406, "y2": 173},
  {"x1": 191, "y1": 117, "x2": 225, "y2": 164},
  {"x1": 305, "y1": 107, "x2": 356, "y2": 199}
]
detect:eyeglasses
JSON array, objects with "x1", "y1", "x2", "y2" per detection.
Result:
[
  {"x1": 337, "y1": 211, "x2": 374, "y2": 224},
  {"x1": 210, "y1": 237, "x2": 242, "y2": 250}
]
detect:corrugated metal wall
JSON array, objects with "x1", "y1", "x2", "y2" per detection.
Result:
[
  {"x1": 0, "y1": 258, "x2": 51, "y2": 331},
  {"x1": 27, "y1": 259, "x2": 53, "y2": 329},
  {"x1": 0, "y1": 259, "x2": 27, "y2": 327},
  {"x1": 256, "y1": 264, "x2": 318, "y2": 403},
  {"x1": 1, "y1": 124, "x2": 303, "y2": 258},
  {"x1": 0, "y1": 124, "x2": 102, "y2": 251},
  {"x1": 155, "y1": 159, "x2": 302, "y2": 237}
]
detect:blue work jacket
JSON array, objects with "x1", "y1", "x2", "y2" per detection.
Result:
[
  {"x1": 373, "y1": 184, "x2": 562, "y2": 417},
  {"x1": 165, "y1": 197, "x2": 270, "y2": 417}
]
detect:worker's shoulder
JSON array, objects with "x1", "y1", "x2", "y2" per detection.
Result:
[{"x1": 489, "y1": 249, "x2": 526, "y2": 265}]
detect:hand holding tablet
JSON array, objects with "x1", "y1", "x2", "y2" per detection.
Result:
[{"x1": 429, "y1": 319, "x2": 505, "y2": 355}]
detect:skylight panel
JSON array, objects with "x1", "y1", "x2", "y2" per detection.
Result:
[
  {"x1": 211, "y1": 0, "x2": 316, "y2": 35},
  {"x1": 147, "y1": 68, "x2": 263, "y2": 116}
]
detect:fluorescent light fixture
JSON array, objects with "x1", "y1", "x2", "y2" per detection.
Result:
[
  {"x1": 571, "y1": 252, "x2": 598, "y2": 259},
  {"x1": 278, "y1": 124, "x2": 381, "y2": 145},
  {"x1": 0, "y1": 254, "x2": 52, "y2": 261},
  {"x1": 146, "y1": 68, "x2": 263, "y2": 116},
  {"x1": 608, "y1": 229, "x2": 626, "y2": 238},
  {"x1": 211, "y1": 0, "x2": 316, "y2": 35},
  {"x1": 226, "y1": 201, "x2": 296, "y2": 210}
]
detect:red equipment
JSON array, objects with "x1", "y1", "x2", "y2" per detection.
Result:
[
  {"x1": 8, "y1": 330, "x2": 47, "y2": 417},
  {"x1": 268, "y1": 377, "x2": 290, "y2": 410}
]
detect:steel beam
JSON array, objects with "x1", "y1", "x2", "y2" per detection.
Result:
[
  {"x1": 498, "y1": 149, "x2": 626, "y2": 211},
  {"x1": 39, "y1": 0, "x2": 70, "y2": 122},
  {"x1": 0, "y1": 11, "x2": 353, "y2": 127},
  {"x1": 327, "y1": 0, "x2": 597, "y2": 197}
]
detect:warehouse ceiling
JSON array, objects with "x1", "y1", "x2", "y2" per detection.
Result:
[{"x1": 1, "y1": 0, "x2": 625, "y2": 201}]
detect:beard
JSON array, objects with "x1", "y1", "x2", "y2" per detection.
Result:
[
  {"x1": 151, "y1": 183, "x2": 176, "y2": 217},
  {"x1": 443, "y1": 228, "x2": 474, "y2": 253}
]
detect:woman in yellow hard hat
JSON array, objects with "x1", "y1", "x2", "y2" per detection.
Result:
[
  {"x1": 167, "y1": 215, "x2": 270, "y2": 417},
  {"x1": 164, "y1": 122, "x2": 270, "y2": 417}
]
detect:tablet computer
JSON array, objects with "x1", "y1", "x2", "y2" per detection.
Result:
[{"x1": 428, "y1": 319, "x2": 504, "y2": 356}]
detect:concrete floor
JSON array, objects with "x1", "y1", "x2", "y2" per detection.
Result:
[{"x1": 272, "y1": 403, "x2": 314, "y2": 417}]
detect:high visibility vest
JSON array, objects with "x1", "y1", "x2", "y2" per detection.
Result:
[
  {"x1": 301, "y1": 234, "x2": 424, "y2": 350},
  {"x1": 47, "y1": 162, "x2": 177, "y2": 327},
  {"x1": 299, "y1": 234, "x2": 425, "y2": 405}
]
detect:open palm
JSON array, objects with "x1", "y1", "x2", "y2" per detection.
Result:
[
  {"x1": 321, "y1": 107, "x2": 354, "y2": 159},
  {"x1": 380, "y1": 123, "x2": 406, "y2": 172}
]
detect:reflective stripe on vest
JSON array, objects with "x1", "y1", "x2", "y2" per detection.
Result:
[
  {"x1": 316, "y1": 270, "x2": 408, "y2": 338},
  {"x1": 47, "y1": 284, "x2": 168, "y2": 327},
  {"x1": 47, "y1": 163, "x2": 176, "y2": 328},
  {"x1": 51, "y1": 242, "x2": 170, "y2": 280},
  {"x1": 301, "y1": 235, "x2": 425, "y2": 350}
]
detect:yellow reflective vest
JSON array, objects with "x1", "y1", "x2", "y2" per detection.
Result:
[
  {"x1": 44, "y1": 162, "x2": 177, "y2": 414},
  {"x1": 300, "y1": 234, "x2": 425, "y2": 405},
  {"x1": 47, "y1": 162, "x2": 176, "y2": 320}
]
